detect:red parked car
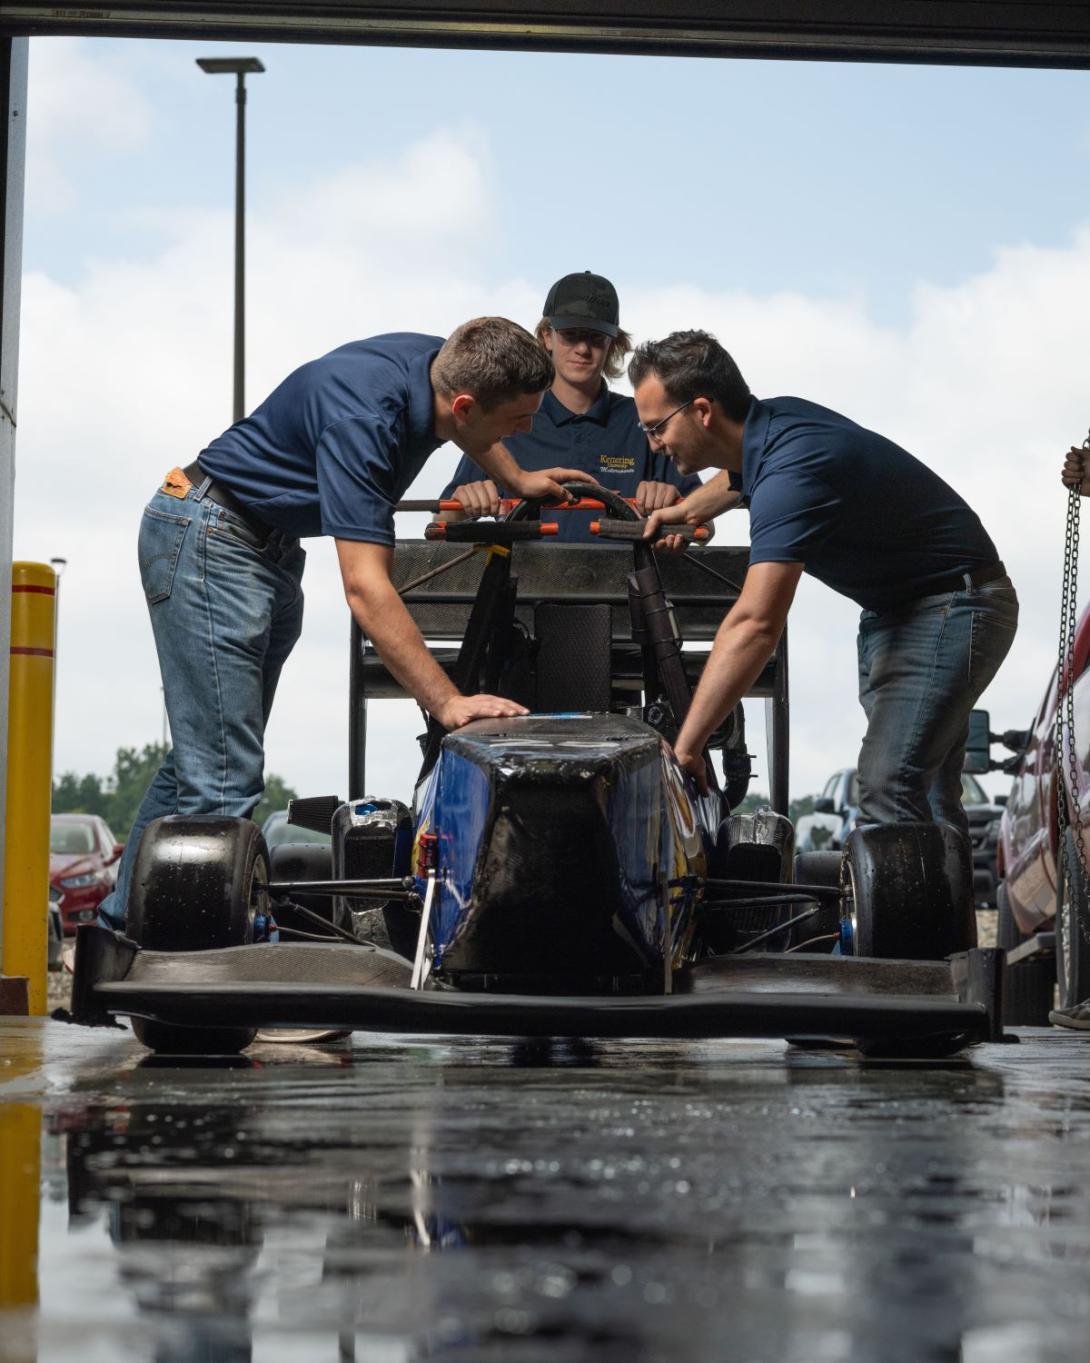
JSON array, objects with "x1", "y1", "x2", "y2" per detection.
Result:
[
  {"x1": 49, "y1": 813, "x2": 123, "y2": 934},
  {"x1": 996, "y1": 600, "x2": 1090, "y2": 1019}
]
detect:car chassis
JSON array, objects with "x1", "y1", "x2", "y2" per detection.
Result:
[{"x1": 70, "y1": 486, "x2": 1005, "y2": 1057}]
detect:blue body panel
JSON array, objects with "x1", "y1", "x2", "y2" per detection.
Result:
[{"x1": 413, "y1": 713, "x2": 715, "y2": 982}]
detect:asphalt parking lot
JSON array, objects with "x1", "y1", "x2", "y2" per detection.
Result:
[{"x1": 2, "y1": 1005, "x2": 1089, "y2": 1363}]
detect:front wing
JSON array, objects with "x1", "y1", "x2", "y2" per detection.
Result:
[{"x1": 69, "y1": 926, "x2": 1004, "y2": 1050}]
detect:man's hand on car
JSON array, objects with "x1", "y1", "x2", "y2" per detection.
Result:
[
  {"x1": 1062, "y1": 446, "x2": 1090, "y2": 496},
  {"x1": 448, "y1": 480, "x2": 500, "y2": 520},
  {"x1": 641, "y1": 500, "x2": 694, "y2": 555},
  {"x1": 673, "y1": 746, "x2": 709, "y2": 796},
  {"x1": 634, "y1": 481, "x2": 681, "y2": 515},
  {"x1": 512, "y1": 467, "x2": 597, "y2": 503},
  {"x1": 435, "y1": 693, "x2": 529, "y2": 729}
]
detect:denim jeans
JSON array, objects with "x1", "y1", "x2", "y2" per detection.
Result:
[
  {"x1": 855, "y1": 577, "x2": 1019, "y2": 838},
  {"x1": 98, "y1": 483, "x2": 306, "y2": 928}
]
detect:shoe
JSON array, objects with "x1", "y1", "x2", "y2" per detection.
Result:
[
  {"x1": 1048, "y1": 1000, "x2": 1090, "y2": 1031},
  {"x1": 254, "y1": 1028, "x2": 352, "y2": 1044}
]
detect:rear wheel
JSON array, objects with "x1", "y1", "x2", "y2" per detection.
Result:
[
  {"x1": 996, "y1": 880, "x2": 1055, "y2": 1026},
  {"x1": 792, "y1": 851, "x2": 842, "y2": 951},
  {"x1": 1055, "y1": 828, "x2": 1090, "y2": 1010},
  {"x1": 126, "y1": 816, "x2": 268, "y2": 1054}
]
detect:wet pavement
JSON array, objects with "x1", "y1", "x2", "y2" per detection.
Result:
[{"x1": 2, "y1": 1018, "x2": 1090, "y2": 1362}]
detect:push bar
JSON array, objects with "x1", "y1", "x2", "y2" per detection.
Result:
[
  {"x1": 425, "y1": 521, "x2": 559, "y2": 543},
  {"x1": 398, "y1": 496, "x2": 634, "y2": 514},
  {"x1": 591, "y1": 519, "x2": 710, "y2": 543}
]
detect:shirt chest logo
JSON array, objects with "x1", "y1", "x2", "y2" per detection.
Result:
[{"x1": 599, "y1": 454, "x2": 636, "y2": 474}]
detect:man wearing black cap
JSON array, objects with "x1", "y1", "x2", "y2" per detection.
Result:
[{"x1": 441, "y1": 272, "x2": 701, "y2": 540}]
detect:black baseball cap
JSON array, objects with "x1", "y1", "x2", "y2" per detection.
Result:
[{"x1": 543, "y1": 271, "x2": 620, "y2": 338}]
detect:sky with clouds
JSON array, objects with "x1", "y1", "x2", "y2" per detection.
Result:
[{"x1": 13, "y1": 35, "x2": 1090, "y2": 812}]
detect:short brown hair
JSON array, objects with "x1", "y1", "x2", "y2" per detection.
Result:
[
  {"x1": 432, "y1": 317, "x2": 553, "y2": 411},
  {"x1": 534, "y1": 318, "x2": 634, "y2": 383}
]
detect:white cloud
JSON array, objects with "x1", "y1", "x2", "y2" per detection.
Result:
[
  {"x1": 13, "y1": 119, "x2": 1090, "y2": 813},
  {"x1": 26, "y1": 37, "x2": 155, "y2": 215}
]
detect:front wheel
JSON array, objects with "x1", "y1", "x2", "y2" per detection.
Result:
[
  {"x1": 1056, "y1": 827, "x2": 1090, "y2": 1010},
  {"x1": 841, "y1": 824, "x2": 952, "y2": 960},
  {"x1": 125, "y1": 816, "x2": 269, "y2": 1054}
]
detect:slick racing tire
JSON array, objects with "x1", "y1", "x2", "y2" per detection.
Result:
[
  {"x1": 841, "y1": 823, "x2": 951, "y2": 960},
  {"x1": 792, "y1": 851, "x2": 843, "y2": 951},
  {"x1": 1056, "y1": 828, "x2": 1090, "y2": 1011},
  {"x1": 937, "y1": 821, "x2": 977, "y2": 954},
  {"x1": 996, "y1": 880, "x2": 1055, "y2": 1026},
  {"x1": 126, "y1": 815, "x2": 268, "y2": 1054}
]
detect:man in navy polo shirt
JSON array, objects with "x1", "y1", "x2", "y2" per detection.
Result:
[
  {"x1": 441, "y1": 272, "x2": 700, "y2": 540},
  {"x1": 98, "y1": 318, "x2": 587, "y2": 928},
  {"x1": 630, "y1": 330, "x2": 1018, "y2": 860}
]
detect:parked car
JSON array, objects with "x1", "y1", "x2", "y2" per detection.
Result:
[
  {"x1": 996, "y1": 600, "x2": 1090, "y2": 1019},
  {"x1": 49, "y1": 813, "x2": 123, "y2": 934},
  {"x1": 795, "y1": 766, "x2": 1004, "y2": 907}
]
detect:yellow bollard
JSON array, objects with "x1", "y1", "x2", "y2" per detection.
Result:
[
  {"x1": 1, "y1": 562, "x2": 56, "y2": 1016},
  {"x1": 0, "y1": 1103, "x2": 42, "y2": 1311}
]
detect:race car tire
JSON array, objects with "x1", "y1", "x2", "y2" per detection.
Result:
[
  {"x1": 854, "y1": 1030, "x2": 976, "y2": 1061},
  {"x1": 938, "y1": 822, "x2": 977, "y2": 954},
  {"x1": 996, "y1": 880, "x2": 1056, "y2": 1025},
  {"x1": 841, "y1": 823, "x2": 951, "y2": 960},
  {"x1": 126, "y1": 815, "x2": 266, "y2": 1054},
  {"x1": 792, "y1": 850, "x2": 843, "y2": 951},
  {"x1": 1056, "y1": 828, "x2": 1090, "y2": 1010},
  {"x1": 268, "y1": 842, "x2": 348, "y2": 932},
  {"x1": 995, "y1": 879, "x2": 1020, "y2": 951}
]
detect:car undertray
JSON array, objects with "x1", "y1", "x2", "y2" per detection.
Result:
[{"x1": 70, "y1": 925, "x2": 1004, "y2": 1052}]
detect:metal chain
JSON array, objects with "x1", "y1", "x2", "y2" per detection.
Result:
[{"x1": 1057, "y1": 430, "x2": 1090, "y2": 944}]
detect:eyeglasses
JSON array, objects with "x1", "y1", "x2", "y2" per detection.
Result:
[{"x1": 637, "y1": 398, "x2": 693, "y2": 441}]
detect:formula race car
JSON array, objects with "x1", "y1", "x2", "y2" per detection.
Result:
[{"x1": 70, "y1": 484, "x2": 1004, "y2": 1058}]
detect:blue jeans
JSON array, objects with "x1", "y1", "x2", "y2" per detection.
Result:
[
  {"x1": 98, "y1": 484, "x2": 306, "y2": 928},
  {"x1": 855, "y1": 577, "x2": 1018, "y2": 837}
]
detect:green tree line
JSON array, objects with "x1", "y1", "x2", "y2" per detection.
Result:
[{"x1": 52, "y1": 743, "x2": 297, "y2": 842}]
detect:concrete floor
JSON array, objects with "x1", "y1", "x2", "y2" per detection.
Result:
[{"x1": 2, "y1": 1012, "x2": 1089, "y2": 1363}]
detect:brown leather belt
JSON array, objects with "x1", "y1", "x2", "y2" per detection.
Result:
[{"x1": 181, "y1": 460, "x2": 271, "y2": 539}]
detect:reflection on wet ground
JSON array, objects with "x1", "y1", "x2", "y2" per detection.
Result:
[{"x1": 2, "y1": 1021, "x2": 1090, "y2": 1361}]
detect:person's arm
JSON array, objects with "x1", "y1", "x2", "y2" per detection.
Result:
[
  {"x1": 336, "y1": 539, "x2": 528, "y2": 728},
  {"x1": 473, "y1": 440, "x2": 595, "y2": 501},
  {"x1": 1062, "y1": 446, "x2": 1090, "y2": 496},
  {"x1": 674, "y1": 561, "x2": 804, "y2": 793},
  {"x1": 642, "y1": 470, "x2": 743, "y2": 541},
  {"x1": 438, "y1": 455, "x2": 497, "y2": 522},
  {"x1": 443, "y1": 479, "x2": 501, "y2": 520}
]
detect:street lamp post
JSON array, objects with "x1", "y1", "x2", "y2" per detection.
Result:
[{"x1": 196, "y1": 56, "x2": 265, "y2": 424}]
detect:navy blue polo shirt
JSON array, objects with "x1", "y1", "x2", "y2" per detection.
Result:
[
  {"x1": 742, "y1": 396, "x2": 999, "y2": 612},
  {"x1": 198, "y1": 333, "x2": 443, "y2": 544},
  {"x1": 442, "y1": 385, "x2": 700, "y2": 542}
]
